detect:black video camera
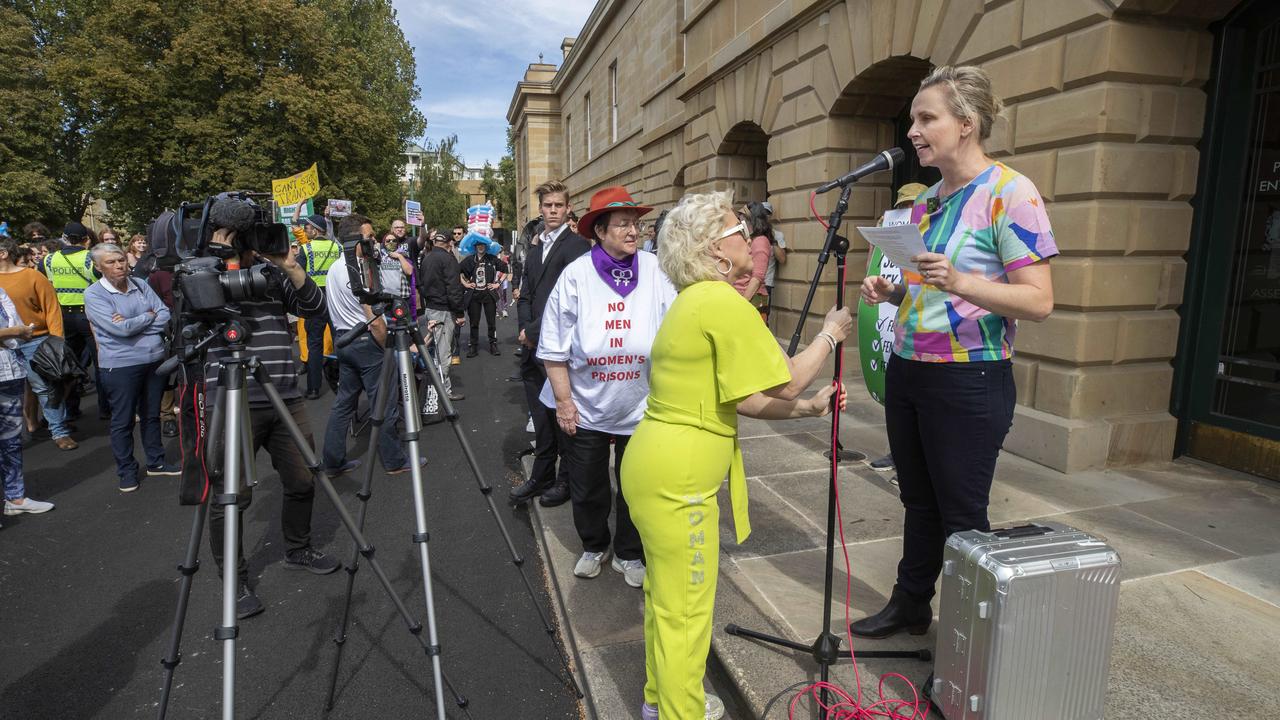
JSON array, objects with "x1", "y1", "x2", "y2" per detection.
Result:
[
  {"x1": 174, "y1": 256, "x2": 274, "y2": 313},
  {"x1": 161, "y1": 191, "x2": 290, "y2": 268}
]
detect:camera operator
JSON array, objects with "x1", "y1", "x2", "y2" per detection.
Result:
[
  {"x1": 200, "y1": 225, "x2": 339, "y2": 620},
  {"x1": 321, "y1": 214, "x2": 417, "y2": 476}
]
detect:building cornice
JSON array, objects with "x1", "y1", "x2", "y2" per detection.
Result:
[{"x1": 552, "y1": 0, "x2": 626, "y2": 93}]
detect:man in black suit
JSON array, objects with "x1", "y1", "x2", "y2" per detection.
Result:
[{"x1": 511, "y1": 181, "x2": 591, "y2": 507}]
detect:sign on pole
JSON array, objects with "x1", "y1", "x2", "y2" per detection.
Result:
[
  {"x1": 272, "y1": 163, "x2": 320, "y2": 207},
  {"x1": 327, "y1": 199, "x2": 352, "y2": 218},
  {"x1": 276, "y1": 199, "x2": 313, "y2": 226},
  {"x1": 405, "y1": 200, "x2": 424, "y2": 226}
]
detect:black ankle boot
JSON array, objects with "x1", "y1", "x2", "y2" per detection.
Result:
[{"x1": 850, "y1": 587, "x2": 932, "y2": 639}]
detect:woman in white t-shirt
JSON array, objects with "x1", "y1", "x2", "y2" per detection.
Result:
[{"x1": 537, "y1": 186, "x2": 677, "y2": 589}]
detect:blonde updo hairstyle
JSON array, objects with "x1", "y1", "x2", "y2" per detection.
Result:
[
  {"x1": 919, "y1": 65, "x2": 1002, "y2": 143},
  {"x1": 657, "y1": 189, "x2": 737, "y2": 291}
]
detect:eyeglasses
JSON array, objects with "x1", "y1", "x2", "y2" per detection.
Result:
[
  {"x1": 718, "y1": 220, "x2": 750, "y2": 243},
  {"x1": 452, "y1": 231, "x2": 464, "y2": 236},
  {"x1": 607, "y1": 220, "x2": 648, "y2": 232}
]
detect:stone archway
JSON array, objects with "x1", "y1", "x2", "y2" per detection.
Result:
[{"x1": 710, "y1": 121, "x2": 770, "y2": 205}]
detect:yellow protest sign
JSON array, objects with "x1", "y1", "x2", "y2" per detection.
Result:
[{"x1": 272, "y1": 163, "x2": 320, "y2": 207}]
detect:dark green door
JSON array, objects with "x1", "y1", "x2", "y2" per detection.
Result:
[{"x1": 1177, "y1": 0, "x2": 1280, "y2": 479}]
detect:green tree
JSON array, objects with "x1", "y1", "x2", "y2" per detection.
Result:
[
  {"x1": 27, "y1": 0, "x2": 424, "y2": 228},
  {"x1": 410, "y1": 135, "x2": 467, "y2": 233},
  {"x1": 0, "y1": 6, "x2": 62, "y2": 226}
]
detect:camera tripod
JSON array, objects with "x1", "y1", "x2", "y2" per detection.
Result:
[
  {"x1": 324, "y1": 298, "x2": 582, "y2": 710},
  {"x1": 154, "y1": 319, "x2": 467, "y2": 720}
]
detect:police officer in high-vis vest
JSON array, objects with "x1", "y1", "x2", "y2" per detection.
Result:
[
  {"x1": 292, "y1": 211, "x2": 340, "y2": 399},
  {"x1": 41, "y1": 221, "x2": 103, "y2": 422}
]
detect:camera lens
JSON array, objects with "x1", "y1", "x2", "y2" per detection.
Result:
[{"x1": 220, "y1": 265, "x2": 270, "y2": 302}]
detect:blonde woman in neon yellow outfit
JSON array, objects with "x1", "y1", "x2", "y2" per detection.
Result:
[{"x1": 621, "y1": 190, "x2": 853, "y2": 719}]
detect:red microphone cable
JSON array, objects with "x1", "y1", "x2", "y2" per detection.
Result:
[{"x1": 786, "y1": 192, "x2": 930, "y2": 720}]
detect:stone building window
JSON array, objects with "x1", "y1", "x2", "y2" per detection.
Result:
[
  {"x1": 565, "y1": 114, "x2": 573, "y2": 172},
  {"x1": 585, "y1": 92, "x2": 593, "y2": 160},
  {"x1": 610, "y1": 61, "x2": 618, "y2": 144}
]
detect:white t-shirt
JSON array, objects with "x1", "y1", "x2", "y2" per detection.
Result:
[
  {"x1": 764, "y1": 229, "x2": 786, "y2": 287},
  {"x1": 325, "y1": 260, "x2": 369, "y2": 332},
  {"x1": 537, "y1": 251, "x2": 677, "y2": 435}
]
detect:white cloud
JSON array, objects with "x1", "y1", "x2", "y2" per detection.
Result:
[{"x1": 392, "y1": 0, "x2": 596, "y2": 165}]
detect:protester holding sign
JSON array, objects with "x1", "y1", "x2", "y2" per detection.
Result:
[
  {"x1": 854, "y1": 66, "x2": 1056, "y2": 640},
  {"x1": 536, "y1": 186, "x2": 677, "y2": 588}
]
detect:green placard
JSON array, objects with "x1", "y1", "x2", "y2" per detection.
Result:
[
  {"x1": 857, "y1": 246, "x2": 899, "y2": 405},
  {"x1": 857, "y1": 207, "x2": 911, "y2": 405}
]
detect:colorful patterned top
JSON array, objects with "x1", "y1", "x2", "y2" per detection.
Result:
[{"x1": 894, "y1": 162, "x2": 1058, "y2": 362}]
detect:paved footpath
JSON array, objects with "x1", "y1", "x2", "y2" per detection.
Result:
[
  {"x1": 531, "y1": 364, "x2": 1280, "y2": 719},
  {"x1": 0, "y1": 314, "x2": 582, "y2": 719}
]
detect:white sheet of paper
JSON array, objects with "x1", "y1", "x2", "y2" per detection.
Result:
[{"x1": 857, "y1": 224, "x2": 927, "y2": 271}]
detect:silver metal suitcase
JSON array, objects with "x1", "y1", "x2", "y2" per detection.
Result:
[{"x1": 930, "y1": 522, "x2": 1122, "y2": 720}]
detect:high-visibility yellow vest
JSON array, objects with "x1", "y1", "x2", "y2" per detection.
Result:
[
  {"x1": 44, "y1": 248, "x2": 96, "y2": 306},
  {"x1": 301, "y1": 238, "x2": 341, "y2": 287}
]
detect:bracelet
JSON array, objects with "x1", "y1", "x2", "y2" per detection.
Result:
[{"x1": 816, "y1": 331, "x2": 838, "y2": 352}]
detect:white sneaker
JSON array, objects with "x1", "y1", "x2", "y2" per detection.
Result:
[
  {"x1": 611, "y1": 557, "x2": 645, "y2": 588},
  {"x1": 501, "y1": 310, "x2": 509, "y2": 318},
  {"x1": 4, "y1": 498, "x2": 55, "y2": 515},
  {"x1": 574, "y1": 550, "x2": 609, "y2": 578},
  {"x1": 525, "y1": 416, "x2": 535, "y2": 433},
  {"x1": 640, "y1": 693, "x2": 725, "y2": 720}
]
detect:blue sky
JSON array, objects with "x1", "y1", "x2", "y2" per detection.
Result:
[{"x1": 392, "y1": 0, "x2": 597, "y2": 167}]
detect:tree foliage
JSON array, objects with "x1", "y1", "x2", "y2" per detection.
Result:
[
  {"x1": 408, "y1": 135, "x2": 467, "y2": 233},
  {"x1": 480, "y1": 127, "x2": 517, "y2": 227},
  {"x1": 0, "y1": 6, "x2": 62, "y2": 226},
  {"x1": 2, "y1": 0, "x2": 424, "y2": 231}
]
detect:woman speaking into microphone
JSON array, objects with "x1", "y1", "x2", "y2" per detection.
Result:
[
  {"x1": 620, "y1": 191, "x2": 852, "y2": 719},
  {"x1": 537, "y1": 187, "x2": 677, "y2": 587},
  {"x1": 854, "y1": 65, "x2": 1057, "y2": 639}
]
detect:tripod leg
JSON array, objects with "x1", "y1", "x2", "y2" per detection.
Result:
[
  {"x1": 393, "y1": 333, "x2": 450, "y2": 720},
  {"x1": 246, "y1": 361, "x2": 465, "y2": 717},
  {"x1": 158, "y1": 383, "x2": 226, "y2": 720},
  {"x1": 325, "y1": 346, "x2": 397, "y2": 710},
  {"x1": 410, "y1": 324, "x2": 584, "y2": 699},
  {"x1": 216, "y1": 363, "x2": 248, "y2": 720},
  {"x1": 156, "y1": 501, "x2": 209, "y2": 720}
]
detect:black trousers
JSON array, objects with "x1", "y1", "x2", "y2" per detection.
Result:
[
  {"x1": 62, "y1": 310, "x2": 105, "y2": 417},
  {"x1": 206, "y1": 398, "x2": 319, "y2": 584},
  {"x1": 561, "y1": 427, "x2": 642, "y2": 560},
  {"x1": 303, "y1": 312, "x2": 331, "y2": 395},
  {"x1": 886, "y1": 355, "x2": 1015, "y2": 600},
  {"x1": 468, "y1": 290, "x2": 497, "y2": 347},
  {"x1": 522, "y1": 357, "x2": 570, "y2": 489}
]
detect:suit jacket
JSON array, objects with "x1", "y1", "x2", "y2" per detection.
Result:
[{"x1": 517, "y1": 228, "x2": 591, "y2": 365}]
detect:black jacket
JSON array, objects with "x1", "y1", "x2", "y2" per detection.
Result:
[
  {"x1": 517, "y1": 228, "x2": 590, "y2": 357},
  {"x1": 31, "y1": 335, "x2": 87, "y2": 408},
  {"x1": 417, "y1": 245, "x2": 467, "y2": 317}
]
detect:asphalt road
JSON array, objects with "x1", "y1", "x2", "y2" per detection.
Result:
[{"x1": 0, "y1": 313, "x2": 582, "y2": 719}]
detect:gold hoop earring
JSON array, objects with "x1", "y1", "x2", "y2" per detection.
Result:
[{"x1": 715, "y1": 257, "x2": 733, "y2": 276}]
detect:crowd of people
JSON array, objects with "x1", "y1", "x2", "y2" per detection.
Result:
[{"x1": 1, "y1": 64, "x2": 1057, "y2": 720}]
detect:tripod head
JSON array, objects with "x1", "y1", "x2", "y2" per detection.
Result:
[{"x1": 157, "y1": 314, "x2": 251, "y2": 376}]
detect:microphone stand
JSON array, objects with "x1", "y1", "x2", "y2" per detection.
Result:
[{"x1": 725, "y1": 182, "x2": 930, "y2": 719}]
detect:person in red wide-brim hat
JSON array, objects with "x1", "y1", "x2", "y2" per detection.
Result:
[{"x1": 577, "y1": 186, "x2": 653, "y2": 242}]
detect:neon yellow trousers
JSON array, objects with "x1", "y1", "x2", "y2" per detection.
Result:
[{"x1": 621, "y1": 420, "x2": 734, "y2": 720}]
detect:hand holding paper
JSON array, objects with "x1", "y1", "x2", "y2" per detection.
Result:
[{"x1": 857, "y1": 224, "x2": 927, "y2": 271}]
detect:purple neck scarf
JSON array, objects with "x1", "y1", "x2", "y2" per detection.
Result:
[{"x1": 590, "y1": 245, "x2": 638, "y2": 298}]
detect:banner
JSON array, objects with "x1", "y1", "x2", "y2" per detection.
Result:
[
  {"x1": 276, "y1": 199, "x2": 313, "y2": 226},
  {"x1": 857, "y1": 207, "x2": 911, "y2": 405},
  {"x1": 405, "y1": 200, "x2": 424, "y2": 226},
  {"x1": 272, "y1": 163, "x2": 320, "y2": 207}
]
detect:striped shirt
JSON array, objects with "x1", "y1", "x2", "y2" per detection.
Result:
[{"x1": 202, "y1": 264, "x2": 326, "y2": 405}]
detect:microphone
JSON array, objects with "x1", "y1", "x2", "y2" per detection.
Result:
[{"x1": 814, "y1": 147, "x2": 905, "y2": 194}]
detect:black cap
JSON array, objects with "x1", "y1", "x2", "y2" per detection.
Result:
[{"x1": 63, "y1": 221, "x2": 89, "y2": 240}]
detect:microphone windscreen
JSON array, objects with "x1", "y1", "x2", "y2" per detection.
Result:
[{"x1": 208, "y1": 197, "x2": 256, "y2": 233}]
